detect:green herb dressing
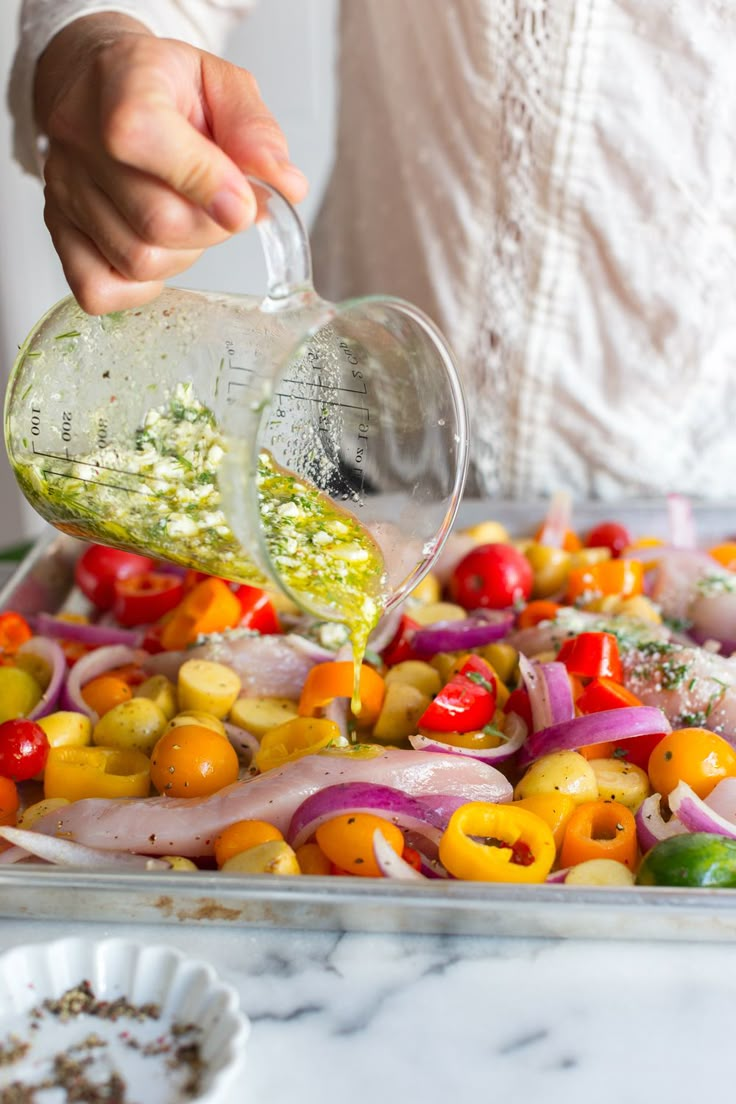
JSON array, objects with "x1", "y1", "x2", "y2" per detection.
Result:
[{"x1": 13, "y1": 383, "x2": 386, "y2": 708}]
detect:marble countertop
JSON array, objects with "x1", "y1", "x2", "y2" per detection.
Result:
[{"x1": 0, "y1": 917, "x2": 734, "y2": 1103}]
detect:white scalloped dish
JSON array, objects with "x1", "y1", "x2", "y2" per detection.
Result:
[{"x1": 0, "y1": 937, "x2": 250, "y2": 1103}]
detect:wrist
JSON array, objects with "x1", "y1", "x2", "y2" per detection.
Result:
[{"x1": 33, "y1": 13, "x2": 152, "y2": 134}]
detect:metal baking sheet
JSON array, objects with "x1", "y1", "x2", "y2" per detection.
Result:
[{"x1": 1, "y1": 499, "x2": 736, "y2": 941}]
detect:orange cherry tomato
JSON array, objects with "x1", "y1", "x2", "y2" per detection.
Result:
[
  {"x1": 81, "y1": 675, "x2": 133, "y2": 716},
  {"x1": 647, "y1": 728, "x2": 736, "y2": 800},
  {"x1": 150, "y1": 724, "x2": 239, "y2": 798},
  {"x1": 315, "y1": 813, "x2": 404, "y2": 878},
  {"x1": 214, "y1": 820, "x2": 284, "y2": 867},
  {"x1": 0, "y1": 776, "x2": 19, "y2": 827}
]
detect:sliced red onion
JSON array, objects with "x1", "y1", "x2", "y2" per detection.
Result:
[
  {"x1": 536, "y1": 490, "x2": 572, "y2": 549},
  {"x1": 667, "y1": 493, "x2": 696, "y2": 549},
  {"x1": 287, "y1": 782, "x2": 448, "y2": 852},
  {"x1": 668, "y1": 780, "x2": 736, "y2": 839},
  {"x1": 0, "y1": 826, "x2": 169, "y2": 869},
  {"x1": 60, "y1": 644, "x2": 143, "y2": 722},
  {"x1": 635, "y1": 792, "x2": 688, "y2": 853},
  {"x1": 409, "y1": 711, "x2": 527, "y2": 766},
  {"x1": 703, "y1": 778, "x2": 736, "y2": 824},
  {"x1": 367, "y1": 609, "x2": 402, "y2": 654},
  {"x1": 518, "y1": 655, "x2": 574, "y2": 733},
  {"x1": 520, "y1": 705, "x2": 671, "y2": 766},
  {"x1": 372, "y1": 829, "x2": 427, "y2": 881},
  {"x1": 545, "y1": 868, "x2": 570, "y2": 884},
  {"x1": 411, "y1": 611, "x2": 514, "y2": 657},
  {"x1": 0, "y1": 845, "x2": 34, "y2": 865},
  {"x1": 17, "y1": 636, "x2": 66, "y2": 720},
  {"x1": 223, "y1": 722, "x2": 260, "y2": 762},
  {"x1": 323, "y1": 696, "x2": 350, "y2": 742},
  {"x1": 31, "y1": 612, "x2": 143, "y2": 648}
]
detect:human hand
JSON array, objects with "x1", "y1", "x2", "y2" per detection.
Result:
[{"x1": 34, "y1": 14, "x2": 308, "y2": 315}]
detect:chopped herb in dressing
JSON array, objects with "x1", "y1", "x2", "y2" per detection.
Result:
[{"x1": 12, "y1": 383, "x2": 386, "y2": 697}]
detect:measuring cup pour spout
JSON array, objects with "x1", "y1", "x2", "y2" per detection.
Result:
[{"x1": 5, "y1": 177, "x2": 469, "y2": 628}]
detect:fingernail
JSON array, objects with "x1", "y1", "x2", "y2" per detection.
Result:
[
  {"x1": 208, "y1": 185, "x2": 255, "y2": 230},
  {"x1": 266, "y1": 151, "x2": 308, "y2": 187}
]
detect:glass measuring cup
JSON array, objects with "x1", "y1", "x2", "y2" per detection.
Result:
[{"x1": 4, "y1": 179, "x2": 468, "y2": 632}]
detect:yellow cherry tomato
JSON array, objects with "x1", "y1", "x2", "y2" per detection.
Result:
[
  {"x1": 214, "y1": 820, "x2": 284, "y2": 868},
  {"x1": 315, "y1": 813, "x2": 404, "y2": 878},
  {"x1": 150, "y1": 724, "x2": 239, "y2": 798},
  {"x1": 647, "y1": 727, "x2": 736, "y2": 800},
  {"x1": 295, "y1": 842, "x2": 332, "y2": 876}
]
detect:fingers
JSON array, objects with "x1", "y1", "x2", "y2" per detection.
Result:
[
  {"x1": 200, "y1": 57, "x2": 309, "y2": 206},
  {"x1": 45, "y1": 156, "x2": 204, "y2": 284},
  {"x1": 74, "y1": 156, "x2": 231, "y2": 251},
  {"x1": 45, "y1": 198, "x2": 176, "y2": 317}
]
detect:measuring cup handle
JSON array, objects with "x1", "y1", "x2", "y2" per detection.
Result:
[{"x1": 247, "y1": 176, "x2": 314, "y2": 306}]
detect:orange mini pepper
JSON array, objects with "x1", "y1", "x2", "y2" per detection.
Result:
[
  {"x1": 559, "y1": 799, "x2": 638, "y2": 870},
  {"x1": 159, "y1": 578, "x2": 242, "y2": 651},
  {"x1": 517, "y1": 600, "x2": 563, "y2": 630},
  {"x1": 0, "y1": 612, "x2": 32, "y2": 657},
  {"x1": 566, "y1": 559, "x2": 644, "y2": 604},
  {"x1": 298, "y1": 661, "x2": 386, "y2": 725}
]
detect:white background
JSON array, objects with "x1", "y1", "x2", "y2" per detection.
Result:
[{"x1": 0, "y1": 0, "x2": 338, "y2": 540}]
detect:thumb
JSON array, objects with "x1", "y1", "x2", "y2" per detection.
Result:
[{"x1": 201, "y1": 56, "x2": 309, "y2": 206}]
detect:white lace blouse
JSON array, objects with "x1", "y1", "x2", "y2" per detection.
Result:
[{"x1": 9, "y1": 0, "x2": 736, "y2": 500}]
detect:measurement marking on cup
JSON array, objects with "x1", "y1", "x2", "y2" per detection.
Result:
[
  {"x1": 30, "y1": 445, "x2": 169, "y2": 484},
  {"x1": 41, "y1": 469, "x2": 152, "y2": 497},
  {"x1": 281, "y1": 377, "x2": 368, "y2": 397}
]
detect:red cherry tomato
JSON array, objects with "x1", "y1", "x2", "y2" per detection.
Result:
[
  {"x1": 112, "y1": 572, "x2": 185, "y2": 627},
  {"x1": 0, "y1": 719, "x2": 49, "y2": 782},
  {"x1": 418, "y1": 657, "x2": 497, "y2": 734},
  {"x1": 449, "y1": 543, "x2": 533, "y2": 610},
  {"x1": 585, "y1": 521, "x2": 633, "y2": 559},
  {"x1": 75, "y1": 546, "x2": 155, "y2": 610},
  {"x1": 381, "y1": 615, "x2": 420, "y2": 667}
]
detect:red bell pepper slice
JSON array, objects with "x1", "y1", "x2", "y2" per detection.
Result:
[
  {"x1": 419, "y1": 656, "x2": 497, "y2": 734},
  {"x1": 556, "y1": 632, "x2": 623, "y2": 683},
  {"x1": 232, "y1": 585, "x2": 281, "y2": 634},
  {"x1": 503, "y1": 687, "x2": 533, "y2": 730},
  {"x1": 576, "y1": 676, "x2": 642, "y2": 714},
  {"x1": 112, "y1": 572, "x2": 185, "y2": 627},
  {"x1": 381, "y1": 615, "x2": 420, "y2": 667}
]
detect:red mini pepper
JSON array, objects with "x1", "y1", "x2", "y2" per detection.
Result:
[
  {"x1": 381, "y1": 615, "x2": 420, "y2": 667},
  {"x1": 557, "y1": 632, "x2": 623, "y2": 683},
  {"x1": 112, "y1": 572, "x2": 185, "y2": 627},
  {"x1": 419, "y1": 656, "x2": 497, "y2": 734},
  {"x1": 232, "y1": 585, "x2": 281, "y2": 634}
]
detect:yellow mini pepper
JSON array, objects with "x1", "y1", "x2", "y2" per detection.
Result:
[
  {"x1": 254, "y1": 717, "x2": 340, "y2": 773},
  {"x1": 439, "y1": 802, "x2": 556, "y2": 884},
  {"x1": 43, "y1": 746, "x2": 151, "y2": 801}
]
